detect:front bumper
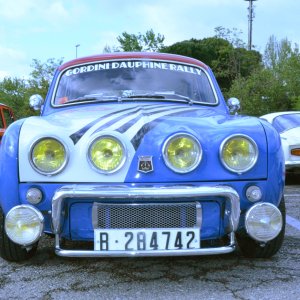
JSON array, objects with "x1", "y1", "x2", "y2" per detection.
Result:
[{"x1": 52, "y1": 184, "x2": 240, "y2": 257}]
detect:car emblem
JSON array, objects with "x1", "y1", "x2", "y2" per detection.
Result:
[{"x1": 138, "y1": 156, "x2": 153, "y2": 173}]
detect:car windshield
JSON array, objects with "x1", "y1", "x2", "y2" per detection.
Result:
[
  {"x1": 53, "y1": 60, "x2": 217, "y2": 106},
  {"x1": 272, "y1": 113, "x2": 300, "y2": 133}
]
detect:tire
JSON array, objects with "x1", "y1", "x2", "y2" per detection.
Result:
[
  {"x1": 0, "y1": 207, "x2": 38, "y2": 262},
  {"x1": 236, "y1": 197, "x2": 286, "y2": 258}
]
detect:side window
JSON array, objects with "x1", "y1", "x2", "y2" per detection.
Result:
[{"x1": 3, "y1": 108, "x2": 14, "y2": 127}]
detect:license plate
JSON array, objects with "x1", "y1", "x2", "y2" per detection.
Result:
[{"x1": 94, "y1": 228, "x2": 200, "y2": 251}]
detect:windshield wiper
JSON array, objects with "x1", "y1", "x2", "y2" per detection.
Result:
[
  {"x1": 122, "y1": 94, "x2": 165, "y2": 99},
  {"x1": 170, "y1": 93, "x2": 194, "y2": 105},
  {"x1": 67, "y1": 93, "x2": 194, "y2": 105},
  {"x1": 153, "y1": 92, "x2": 194, "y2": 105},
  {"x1": 66, "y1": 95, "x2": 118, "y2": 104},
  {"x1": 121, "y1": 93, "x2": 193, "y2": 104}
]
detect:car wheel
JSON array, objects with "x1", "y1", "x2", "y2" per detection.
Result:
[
  {"x1": 236, "y1": 197, "x2": 286, "y2": 258},
  {"x1": 0, "y1": 207, "x2": 38, "y2": 262}
]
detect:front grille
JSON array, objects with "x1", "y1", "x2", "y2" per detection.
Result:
[{"x1": 92, "y1": 202, "x2": 200, "y2": 229}]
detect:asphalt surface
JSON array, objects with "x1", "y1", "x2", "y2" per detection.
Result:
[{"x1": 0, "y1": 182, "x2": 299, "y2": 300}]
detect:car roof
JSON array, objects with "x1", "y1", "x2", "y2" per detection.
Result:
[
  {"x1": 59, "y1": 52, "x2": 209, "y2": 71},
  {"x1": 260, "y1": 111, "x2": 300, "y2": 122}
]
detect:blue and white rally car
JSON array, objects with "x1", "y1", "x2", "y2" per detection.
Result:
[{"x1": 0, "y1": 52, "x2": 285, "y2": 261}]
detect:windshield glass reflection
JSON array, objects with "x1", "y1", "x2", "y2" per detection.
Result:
[{"x1": 53, "y1": 60, "x2": 217, "y2": 106}]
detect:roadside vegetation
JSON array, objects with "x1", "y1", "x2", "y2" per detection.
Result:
[{"x1": 1, "y1": 28, "x2": 300, "y2": 119}]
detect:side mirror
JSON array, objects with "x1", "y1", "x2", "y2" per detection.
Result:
[
  {"x1": 227, "y1": 97, "x2": 240, "y2": 115},
  {"x1": 29, "y1": 94, "x2": 44, "y2": 111}
]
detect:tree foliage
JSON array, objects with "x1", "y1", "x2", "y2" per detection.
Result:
[
  {"x1": 264, "y1": 36, "x2": 300, "y2": 104},
  {"x1": 229, "y1": 36, "x2": 300, "y2": 115},
  {"x1": 0, "y1": 58, "x2": 63, "y2": 119},
  {"x1": 28, "y1": 58, "x2": 63, "y2": 98},
  {"x1": 0, "y1": 77, "x2": 31, "y2": 119},
  {"x1": 162, "y1": 32, "x2": 262, "y2": 92},
  {"x1": 116, "y1": 29, "x2": 165, "y2": 52},
  {"x1": 228, "y1": 69, "x2": 290, "y2": 116},
  {"x1": 214, "y1": 26, "x2": 246, "y2": 48}
]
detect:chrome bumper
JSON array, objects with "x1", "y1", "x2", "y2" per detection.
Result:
[
  {"x1": 285, "y1": 161, "x2": 300, "y2": 170},
  {"x1": 51, "y1": 185, "x2": 240, "y2": 257}
]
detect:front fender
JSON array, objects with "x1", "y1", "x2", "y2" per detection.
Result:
[
  {"x1": 0, "y1": 119, "x2": 24, "y2": 213},
  {"x1": 260, "y1": 119, "x2": 285, "y2": 205}
]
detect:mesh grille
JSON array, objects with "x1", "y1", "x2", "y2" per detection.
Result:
[{"x1": 92, "y1": 202, "x2": 199, "y2": 229}]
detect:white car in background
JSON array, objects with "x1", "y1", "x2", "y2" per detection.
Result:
[{"x1": 261, "y1": 111, "x2": 300, "y2": 176}]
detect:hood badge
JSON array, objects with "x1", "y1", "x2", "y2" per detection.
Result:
[{"x1": 138, "y1": 156, "x2": 154, "y2": 173}]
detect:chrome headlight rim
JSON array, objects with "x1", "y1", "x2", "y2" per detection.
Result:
[
  {"x1": 88, "y1": 134, "x2": 127, "y2": 174},
  {"x1": 162, "y1": 133, "x2": 202, "y2": 174},
  {"x1": 29, "y1": 137, "x2": 69, "y2": 176},
  {"x1": 245, "y1": 202, "x2": 283, "y2": 242},
  {"x1": 219, "y1": 134, "x2": 258, "y2": 174},
  {"x1": 5, "y1": 205, "x2": 44, "y2": 246}
]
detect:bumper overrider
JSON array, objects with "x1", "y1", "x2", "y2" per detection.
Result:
[{"x1": 51, "y1": 185, "x2": 240, "y2": 257}]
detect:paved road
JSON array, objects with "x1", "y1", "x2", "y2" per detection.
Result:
[{"x1": 0, "y1": 184, "x2": 299, "y2": 300}]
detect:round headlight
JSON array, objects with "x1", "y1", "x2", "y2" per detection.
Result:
[
  {"x1": 220, "y1": 135, "x2": 258, "y2": 173},
  {"x1": 5, "y1": 205, "x2": 44, "y2": 246},
  {"x1": 245, "y1": 203, "x2": 283, "y2": 242},
  {"x1": 31, "y1": 138, "x2": 67, "y2": 175},
  {"x1": 88, "y1": 135, "x2": 125, "y2": 173},
  {"x1": 163, "y1": 133, "x2": 202, "y2": 173}
]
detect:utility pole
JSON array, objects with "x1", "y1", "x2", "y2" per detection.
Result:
[
  {"x1": 75, "y1": 44, "x2": 80, "y2": 58},
  {"x1": 245, "y1": 0, "x2": 257, "y2": 50}
]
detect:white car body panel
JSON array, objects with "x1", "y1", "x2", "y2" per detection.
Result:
[
  {"x1": 281, "y1": 127, "x2": 300, "y2": 168},
  {"x1": 261, "y1": 111, "x2": 300, "y2": 172},
  {"x1": 19, "y1": 103, "x2": 197, "y2": 182},
  {"x1": 19, "y1": 106, "x2": 136, "y2": 183}
]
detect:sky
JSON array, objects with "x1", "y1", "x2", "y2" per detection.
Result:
[{"x1": 0, "y1": 0, "x2": 299, "y2": 79}]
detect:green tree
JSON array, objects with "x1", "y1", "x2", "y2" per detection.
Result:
[
  {"x1": 264, "y1": 36, "x2": 300, "y2": 110},
  {"x1": 228, "y1": 68, "x2": 290, "y2": 116},
  {"x1": 0, "y1": 57, "x2": 63, "y2": 119},
  {"x1": 292, "y1": 96, "x2": 300, "y2": 110},
  {"x1": 116, "y1": 29, "x2": 165, "y2": 52},
  {"x1": 228, "y1": 36, "x2": 300, "y2": 115},
  {"x1": 28, "y1": 57, "x2": 63, "y2": 98},
  {"x1": 162, "y1": 35, "x2": 261, "y2": 92},
  {"x1": 214, "y1": 26, "x2": 246, "y2": 48},
  {"x1": 0, "y1": 77, "x2": 32, "y2": 119}
]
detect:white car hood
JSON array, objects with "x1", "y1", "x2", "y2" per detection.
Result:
[{"x1": 19, "y1": 105, "x2": 141, "y2": 183}]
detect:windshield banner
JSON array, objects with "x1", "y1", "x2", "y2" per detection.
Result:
[{"x1": 65, "y1": 61, "x2": 202, "y2": 77}]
